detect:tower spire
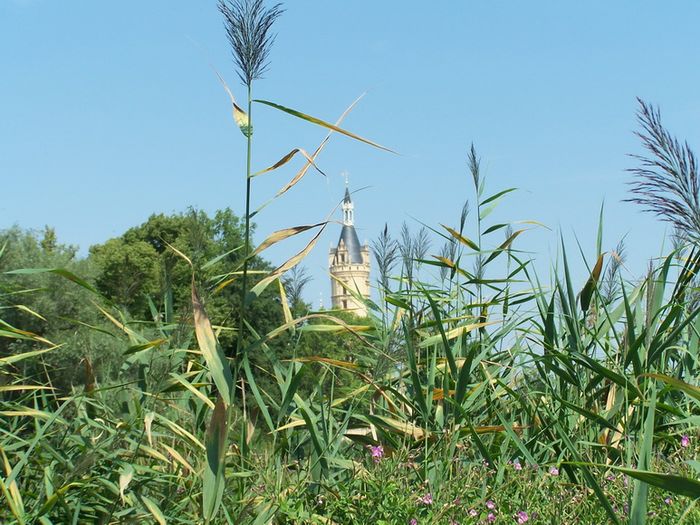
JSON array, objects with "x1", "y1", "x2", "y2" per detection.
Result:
[
  {"x1": 341, "y1": 172, "x2": 354, "y2": 226},
  {"x1": 329, "y1": 178, "x2": 371, "y2": 316}
]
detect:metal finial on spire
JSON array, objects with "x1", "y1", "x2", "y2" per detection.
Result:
[{"x1": 341, "y1": 170, "x2": 349, "y2": 187}]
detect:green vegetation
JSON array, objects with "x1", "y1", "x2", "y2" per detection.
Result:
[{"x1": 1, "y1": 1, "x2": 698, "y2": 524}]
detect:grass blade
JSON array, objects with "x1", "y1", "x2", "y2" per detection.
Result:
[{"x1": 254, "y1": 99, "x2": 396, "y2": 153}]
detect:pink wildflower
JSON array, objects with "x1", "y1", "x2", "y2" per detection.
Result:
[
  {"x1": 664, "y1": 497, "x2": 672, "y2": 505},
  {"x1": 468, "y1": 508, "x2": 478, "y2": 517},
  {"x1": 486, "y1": 500, "x2": 496, "y2": 510},
  {"x1": 418, "y1": 493, "x2": 433, "y2": 506},
  {"x1": 516, "y1": 510, "x2": 529, "y2": 523},
  {"x1": 681, "y1": 435, "x2": 690, "y2": 448},
  {"x1": 513, "y1": 459, "x2": 522, "y2": 471},
  {"x1": 409, "y1": 519, "x2": 418, "y2": 525},
  {"x1": 549, "y1": 466, "x2": 559, "y2": 476},
  {"x1": 487, "y1": 513, "x2": 496, "y2": 523},
  {"x1": 369, "y1": 444, "x2": 384, "y2": 463}
]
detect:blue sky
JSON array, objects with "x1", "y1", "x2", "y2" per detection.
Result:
[{"x1": 2, "y1": 1, "x2": 699, "y2": 305}]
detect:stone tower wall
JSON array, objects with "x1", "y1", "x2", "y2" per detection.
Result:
[{"x1": 329, "y1": 243, "x2": 371, "y2": 317}]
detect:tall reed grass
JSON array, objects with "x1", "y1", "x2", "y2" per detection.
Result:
[{"x1": 0, "y1": 3, "x2": 698, "y2": 524}]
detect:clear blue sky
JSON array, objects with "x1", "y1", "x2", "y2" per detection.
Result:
[{"x1": 2, "y1": 1, "x2": 699, "y2": 305}]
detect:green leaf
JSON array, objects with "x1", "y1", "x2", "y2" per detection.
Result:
[
  {"x1": 570, "y1": 463, "x2": 700, "y2": 499},
  {"x1": 580, "y1": 253, "x2": 604, "y2": 313},
  {"x1": 242, "y1": 353, "x2": 274, "y2": 432},
  {"x1": 479, "y1": 188, "x2": 517, "y2": 208},
  {"x1": 124, "y1": 338, "x2": 168, "y2": 356},
  {"x1": 642, "y1": 374, "x2": 700, "y2": 402},
  {"x1": 5, "y1": 268, "x2": 100, "y2": 295},
  {"x1": 203, "y1": 396, "x2": 229, "y2": 522},
  {"x1": 630, "y1": 385, "x2": 656, "y2": 524},
  {"x1": 484, "y1": 229, "x2": 525, "y2": 265}
]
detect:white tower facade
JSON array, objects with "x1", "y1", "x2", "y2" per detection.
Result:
[{"x1": 329, "y1": 187, "x2": 371, "y2": 317}]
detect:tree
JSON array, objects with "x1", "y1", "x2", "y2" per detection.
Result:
[{"x1": 0, "y1": 226, "x2": 120, "y2": 391}]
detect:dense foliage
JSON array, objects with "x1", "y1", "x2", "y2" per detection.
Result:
[{"x1": 1, "y1": 2, "x2": 698, "y2": 524}]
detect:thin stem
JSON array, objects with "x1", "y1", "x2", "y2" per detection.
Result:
[{"x1": 236, "y1": 84, "x2": 253, "y2": 361}]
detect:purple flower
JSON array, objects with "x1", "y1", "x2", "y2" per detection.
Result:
[
  {"x1": 664, "y1": 497, "x2": 673, "y2": 505},
  {"x1": 513, "y1": 459, "x2": 522, "y2": 471},
  {"x1": 681, "y1": 435, "x2": 690, "y2": 448},
  {"x1": 548, "y1": 466, "x2": 559, "y2": 476},
  {"x1": 418, "y1": 493, "x2": 433, "y2": 506},
  {"x1": 409, "y1": 519, "x2": 418, "y2": 525},
  {"x1": 369, "y1": 444, "x2": 384, "y2": 463},
  {"x1": 468, "y1": 508, "x2": 478, "y2": 517},
  {"x1": 487, "y1": 513, "x2": 496, "y2": 523},
  {"x1": 516, "y1": 510, "x2": 529, "y2": 524},
  {"x1": 606, "y1": 474, "x2": 616, "y2": 482},
  {"x1": 486, "y1": 500, "x2": 496, "y2": 510}
]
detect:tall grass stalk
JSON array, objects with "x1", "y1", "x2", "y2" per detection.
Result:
[{"x1": 218, "y1": 0, "x2": 283, "y2": 360}]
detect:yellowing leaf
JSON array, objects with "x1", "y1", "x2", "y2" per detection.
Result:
[
  {"x1": 442, "y1": 225, "x2": 479, "y2": 251},
  {"x1": 274, "y1": 417, "x2": 307, "y2": 432},
  {"x1": 214, "y1": 69, "x2": 250, "y2": 136},
  {"x1": 161, "y1": 443, "x2": 194, "y2": 474},
  {"x1": 291, "y1": 356, "x2": 359, "y2": 370},
  {"x1": 254, "y1": 99, "x2": 396, "y2": 153},
  {"x1": 0, "y1": 409, "x2": 53, "y2": 419},
  {"x1": 119, "y1": 464, "x2": 134, "y2": 503},
  {"x1": 278, "y1": 278, "x2": 293, "y2": 326},
  {"x1": 373, "y1": 415, "x2": 427, "y2": 440},
  {"x1": 192, "y1": 285, "x2": 233, "y2": 404},
  {"x1": 249, "y1": 225, "x2": 327, "y2": 299},
  {"x1": 251, "y1": 148, "x2": 325, "y2": 178},
  {"x1": 252, "y1": 222, "x2": 326, "y2": 258},
  {"x1": 142, "y1": 495, "x2": 167, "y2": 525},
  {"x1": 419, "y1": 321, "x2": 496, "y2": 347},
  {"x1": 145, "y1": 412, "x2": 155, "y2": 447}
]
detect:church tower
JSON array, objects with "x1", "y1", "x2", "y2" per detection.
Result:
[{"x1": 329, "y1": 185, "x2": 371, "y2": 317}]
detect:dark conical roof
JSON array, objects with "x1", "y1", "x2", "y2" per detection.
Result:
[
  {"x1": 343, "y1": 187, "x2": 352, "y2": 203},
  {"x1": 338, "y1": 225, "x2": 363, "y2": 263}
]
